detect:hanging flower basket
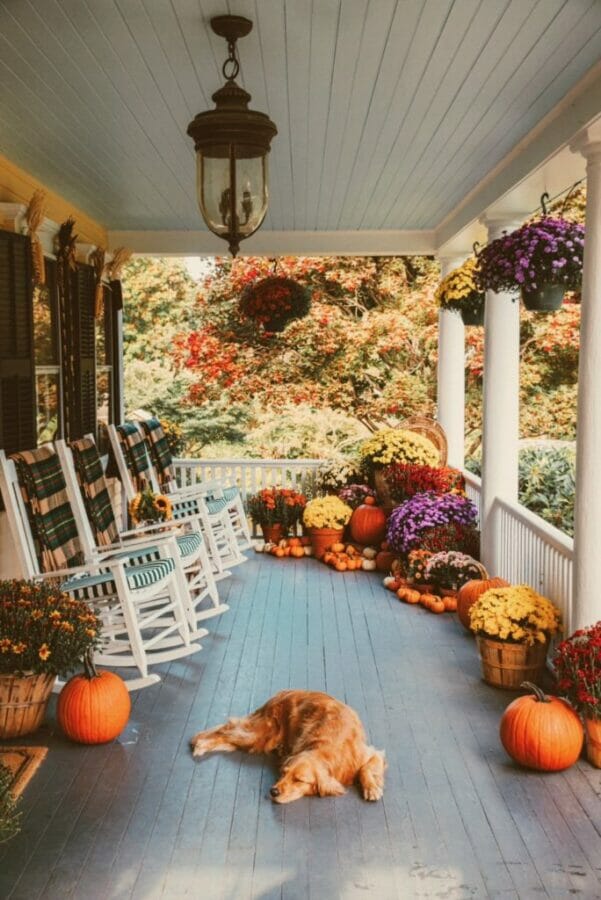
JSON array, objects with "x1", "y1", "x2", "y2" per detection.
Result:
[
  {"x1": 436, "y1": 257, "x2": 484, "y2": 326},
  {"x1": 239, "y1": 276, "x2": 311, "y2": 331},
  {"x1": 476, "y1": 214, "x2": 584, "y2": 312}
]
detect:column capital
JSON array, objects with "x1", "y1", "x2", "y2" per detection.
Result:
[
  {"x1": 570, "y1": 120, "x2": 601, "y2": 164},
  {"x1": 479, "y1": 212, "x2": 528, "y2": 242},
  {"x1": 437, "y1": 252, "x2": 471, "y2": 278}
]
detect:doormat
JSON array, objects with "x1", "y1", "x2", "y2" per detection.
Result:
[{"x1": 0, "y1": 746, "x2": 48, "y2": 798}]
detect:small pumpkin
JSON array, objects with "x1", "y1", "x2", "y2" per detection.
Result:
[
  {"x1": 457, "y1": 577, "x2": 509, "y2": 630},
  {"x1": 254, "y1": 542, "x2": 265, "y2": 553},
  {"x1": 350, "y1": 502, "x2": 387, "y2": 546},
  {"x1": 287, "y1": 537, "x2": 301, "y2": 548},
  {"x1": 274, "y1": 547, "x2": 285, "y2": 558},
  {"x1": 420, "y1": 593, "x2": 439, "y2": 608},
  {"x1": 443, "y1": 595, "x2": 458, "y2": 612},
  {"x1": 331, "y1": 542, "x2": 345, "y2": 553},
  {"x1": 364, "y1": 496, "x2": 376, "y2": 506},
  {"x1": 376, "y1": 550, "x2": 396, "y2": 573},
  {"x1": 429, "y1": 597, "x2": 445, "y2": 614},
  {"x1": 303, "y1": 546, "x2": 313, "y2": 556},
  {"x1": 500, "y1": 682, "x2": 584, "y2": 772},
  {"x1": 291, "y1": 546, "x2": 304, "y2": 558},
  {"x1": 361, "y1": 558, "x2": 377, "y2": 571},
  {"x1": 57, "y1": 654, "x2": 131, "y2": 744},
  {"x1": 403, "y1": 589, "x2": 421, "y2": 604},
  {"x1": 335, "y1": 561, "x2": 348, "y2": 572},
  {"x1": 362, "y1": 547, "x2": 377, "y2": 560}
]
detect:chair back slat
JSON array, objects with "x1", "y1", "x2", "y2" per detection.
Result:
[
  {"x1": 0, "y1": 449, "x2": 41, "y2": 577},
  {"x1": 140, "y1": 417, "x2": 177, "y2": 491},
  {"x1": 57, "y1": 437, "x2": 120, "y2": 551},
  {"x1": 9, "y1": 446, "x2": 85, "y2": 572}
]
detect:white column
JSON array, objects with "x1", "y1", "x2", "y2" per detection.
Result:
[
  {"x1": 436, "y1": 255, "x2": 467, "y2": 469},
  {"x1": 480, "y1": 214, "x2": 527, "y2": 574},
  {"x1": 570, "y1": 123, "x2": 601, "y2": 631}
]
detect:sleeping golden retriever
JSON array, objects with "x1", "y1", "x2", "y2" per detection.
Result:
[{"x1": 190, "y1": 689, "x2": 386, "y2": 803}]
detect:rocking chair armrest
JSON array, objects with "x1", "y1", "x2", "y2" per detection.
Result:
[
  {"x1": 34, "y1": 562, "x2": 108, "y2": 580},
  {"x1": 90, "y1": 534, "x2": 180, "y2": 560},
  {"x1": 119, "y1": 520, "x2": 183, "y2": 538},
  {"x1": 120, "y1": 512, "x2": 201, "y2": 534},
  {"x1": 169, "y1": 479, "x2": 225, "y2": 499}
]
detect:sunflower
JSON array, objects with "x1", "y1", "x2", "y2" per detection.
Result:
[{"x1": 154, "y1": 494, "x2": 173, "y2": 520}]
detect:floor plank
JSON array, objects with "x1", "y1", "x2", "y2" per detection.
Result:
[{"x1": 2, "y1": 556, "x2": 601, "y2": 899}]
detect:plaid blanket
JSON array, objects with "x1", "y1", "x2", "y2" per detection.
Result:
[
  {"x1": 140, "y1": 417, "x2": 177, "y2": 491},
  {"x1": 116, "y1": 423, "x2": 152, "y2": 492},
  {"x1": 12, "y1": 446, "x2": 85, "y2": 572},
  {"x1": 70, "y1": 438, "x2": 120, "y2": 547}
]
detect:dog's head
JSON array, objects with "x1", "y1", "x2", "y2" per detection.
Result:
[{"x1": 270, "y1": 753, "x2": 346, "y2": 804}]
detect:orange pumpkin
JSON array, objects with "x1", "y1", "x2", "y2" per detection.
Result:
[
  {"x1": 350, "y1": 502, "x2": 387, "y2": 546},
  {"x1": 274, "y1": 548, "x2": 285, "y2": 558},
  {"x1": 420, "y1": 593, "x2": 438, "y2": 609},
  {"x1": 500, "y1": 682, "x2": 584, "y2": 771},
  {"x1": 288, "y1": 537, "x2": 301, "y2": 548},
  {"x1": 457, "y1": 577, "x2": 510, "y2": 630},
  {"x1": 443, "y1": 595, "x2": 458, "y2": 612},
  {"x1": 291, "y1": 546, "x2": 305, "y2": 558},
  {"x1": 364, "y1": 495, "x2": 376, "y2": 506},
  {"x1": 57, "y1": 656, "x2": 131, "y2": 744},
  {"x1": 404, "y1": 589, "x2": 421, "y2": 604},
  {"x1": 429, "y1": 597, "x2": 445, "y2": 614},
  {"x1": 300, "y1": 536, "x2": 311, "y2": 546},
  {"x1": 335, "y1": 561, "x2": 348, "y2": 572},
  {"x1": 375, "y1": 551, "x2": 396, "y2": 573},
  {"x1": 331, "y1": 542, "x2": 345, "y2": 553}
]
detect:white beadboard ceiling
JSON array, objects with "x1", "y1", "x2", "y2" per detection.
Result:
[{"x1": 1, "y1": 0, "x2": 601, "y2": 237}]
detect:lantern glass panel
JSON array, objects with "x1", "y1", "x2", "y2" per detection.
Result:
[{"x1": 197, "y1": 148, "x2": 268, "y2": 238}]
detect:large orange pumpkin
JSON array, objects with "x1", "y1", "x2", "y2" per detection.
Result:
[
  {"x1": 500, "y1": 682, "x2": 583, "y2": 771},
  {"x1": 350, "y1": 502, "x2": 387, "y2": 546},
  {"x1": 457, "y1": 577, "x2": 509, "y2": 630},
  {"x1": 57, "y1": 656, "x2": 131, "y2": 744}
]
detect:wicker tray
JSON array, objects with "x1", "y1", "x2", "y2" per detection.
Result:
[{"x1": 402, "y1": 416, "x2": 448, "y2": 466}]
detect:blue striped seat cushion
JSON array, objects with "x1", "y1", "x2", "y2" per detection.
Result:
[
  {"x1": 62, "y1": 557, "x2": 175, "y2": 599},
  {"x1": 204, "y1": 496, "x2": 228, "y2": 515},
  {"x1": 176, "y1": 532, "x2": 202, "y2": 558}
]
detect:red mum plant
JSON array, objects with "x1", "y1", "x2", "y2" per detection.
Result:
[
  {"x1": 383, "y1": 463, "x2": 465, "y2": 504},
  {"x1": 554, "y1": 622, "x2": 601, "y2": 718}
]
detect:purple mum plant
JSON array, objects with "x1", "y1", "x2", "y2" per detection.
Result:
[
  {"x1": 386, "y1": 492, "x2": 478, "y2": 556},
  {"x1": 476, "y1": 217, "x2": 584, "y2": 294},
  {"x1": 338, "y1": 483, "x2": 376, "y2": 510}
]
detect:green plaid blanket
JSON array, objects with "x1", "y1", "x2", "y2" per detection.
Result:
[
  {"x1": 116, "y1": 423, "x2": 152, "y2": 492},
  {"x1": 70, "y1": 438, "x2": 120, "y2": 547},
  {"x1": 12, "y1": 446, "x2": 85, "y2": 572},
  {"x1": 140, "y1": 417, "x2": 177, "y2": 491}
]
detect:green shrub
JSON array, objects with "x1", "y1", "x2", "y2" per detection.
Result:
[
  {"x1": 0, "y1": 764, "x2": 20, "y2": 844},
  {"x1": 518, "y1": 446, "x2": 575, "y2": 537}
]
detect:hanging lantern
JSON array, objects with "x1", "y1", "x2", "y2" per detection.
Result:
[{"x1": 187, "y1": 15, "x2": 277, "y2": 257}]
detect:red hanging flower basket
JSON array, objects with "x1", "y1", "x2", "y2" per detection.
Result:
[{"x1": 239, "y1": 276, "x2": 311, "y2": 331}]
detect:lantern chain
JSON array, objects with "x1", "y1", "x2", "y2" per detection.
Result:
[{"x1": 222, "y1": 39, "x2": 240, "y2": 81}]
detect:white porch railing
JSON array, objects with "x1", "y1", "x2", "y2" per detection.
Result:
[{"x1": 462, "y1": 469, "x2": 573, "y2": 631}]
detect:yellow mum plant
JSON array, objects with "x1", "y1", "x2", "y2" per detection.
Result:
[
  {"x1": 303, "y1": 496, "x2": 353, "y2": 530},
  {"x1": 436, "y1": 257, "x2": 484, "y2": 318},
  {"x1": 469, "y1": 585, "x2": 561, "y2": 646},
  {"x1": 359, "y1": 428, "x2": 439, "y2": 473}
]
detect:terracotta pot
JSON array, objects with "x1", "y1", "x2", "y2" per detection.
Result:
[
  {"x1": 309, "y1": 527, "x2": 344, "y2": 560},
  {"x1": 584, "y1": 717, "x2": 601, "y2": 768},
  {"x1": 261, "y1": 523, "x2": 284, "y2": 544},
  {"x1": 0, "y1": 671, "x2": 56, "y2": 738},
  {"x1": 476, "y1": 637, "x2": 548, "y2": 691}
]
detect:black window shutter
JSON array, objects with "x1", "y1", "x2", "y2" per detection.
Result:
[
  {"x1": 0, "y1": 229, "x2": 36, "y2": 453},
  {"x1": 69, "y1": 263, "x2": 97, "y2": 440}
]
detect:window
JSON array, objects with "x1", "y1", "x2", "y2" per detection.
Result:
[
  {"x1": 96, "y1": 285, "x2": 114, "y2": 453},
  {"x1": 33, "y1": 259, "x2": 62, "y2": 443}
]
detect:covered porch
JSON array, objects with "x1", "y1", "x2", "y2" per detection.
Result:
[{"x1": 3, "y1": 555, "x2": 601, "y2": 899}]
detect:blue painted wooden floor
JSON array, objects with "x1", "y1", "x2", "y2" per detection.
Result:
[{"x1": 2, "y1": 555, "x2": 601, "y2": 899}]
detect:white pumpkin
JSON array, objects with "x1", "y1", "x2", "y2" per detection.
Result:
[
  {"x1": 383, "y1": 575, "x2": 396, "y2": 589},
  {"x1": 303, "y1": 546, "x2": 313, "y2": 557},
  {"x1": 264, "y1": 542, "x2": 276, "y2": 553},
  {"x1": 254, "y1": 541, "x2": 266, "y2": 553},
  {"x1": 361, "y1": 559, "x2": 377, "y2": 571},
  {"x1": 362, "y1": 547, "x2": 377, "y2": 560},
  {"x1": 278, "y1": 538, "x2": 288, "y2": 549}
]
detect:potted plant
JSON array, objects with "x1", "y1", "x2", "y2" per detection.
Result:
[
  {"x1": 337, "y1": 483, "x2": 376, "y2": 509},
  {"x1": 248, "y1": 487, "x2": 307, "y2": 543},
  {"x1": 554, "y1": 622, "x2": 601, "y2": 767},
  {"x1": 386, "y1": 492, "x2": 479, "y2": 558},
  {"x1": 476, "y1": 216, "x2": 585, "y2": 312},
  {"x1": 436, "y1": 257, "x2": 484, "y2": 325},
  {"x1": 423, "y1": 551, "x2": 487, "y2": 595},
  {"x1": 0, "y1": 580, "x2": 100, "y2": 738},
  {"x1": 239, "y1": 276, "x2": 311, "y2": 332},
  {"x1": 302, "y1": 496, "x2": 353, "y2": 559},
  {"x1": 405, "y1": 549, "x2": 434, "y2": 593},
  {"x1": 382, "y1": 462, "x2": 465, "y2": 504},
  {"x1": 129, "y1": 487, "x2": 173, "y2": 525},
  {"x1": 315, "y1": 460, "x2": 363, "y2": 495},
  {"x1": 359, "y1": 429, "x2": 440, "y2": 508},
  {"x1": 468, "y1": 585, "x2": 561, "y2": 689}
]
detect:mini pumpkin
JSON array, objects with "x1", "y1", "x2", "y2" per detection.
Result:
[
  {"x1": 361, "y1": 558, "x2": 377, "y2": 571},
  {"x1": 291, "y1": 546, "x2": 305, "y2": 558},
  {"x1": 57, "y1": 654, "x2": 131, "y2": 744},
  {"x1": 443, "y1": 595, "x2": 458, "y2": 612},
  {"x1": 287, "y1": 537, "x2": 301, "y2": 548},
  {"x1": 429, "y1": 597, "x2": 445, "y2": 614},
  {"x1": 500, "y1": 682, "x2": 583, "y2": 771},
  {"x1": 331, "y1": 542, "x2": 345, "y2": 553}
]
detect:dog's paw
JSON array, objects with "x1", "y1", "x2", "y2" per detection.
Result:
[
  {"x1": 362, "y1": 783, "x2": 383, "y2": 802},
  {"x1": 190, "y1": 735, "x2": 207, "y2": 757}
]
